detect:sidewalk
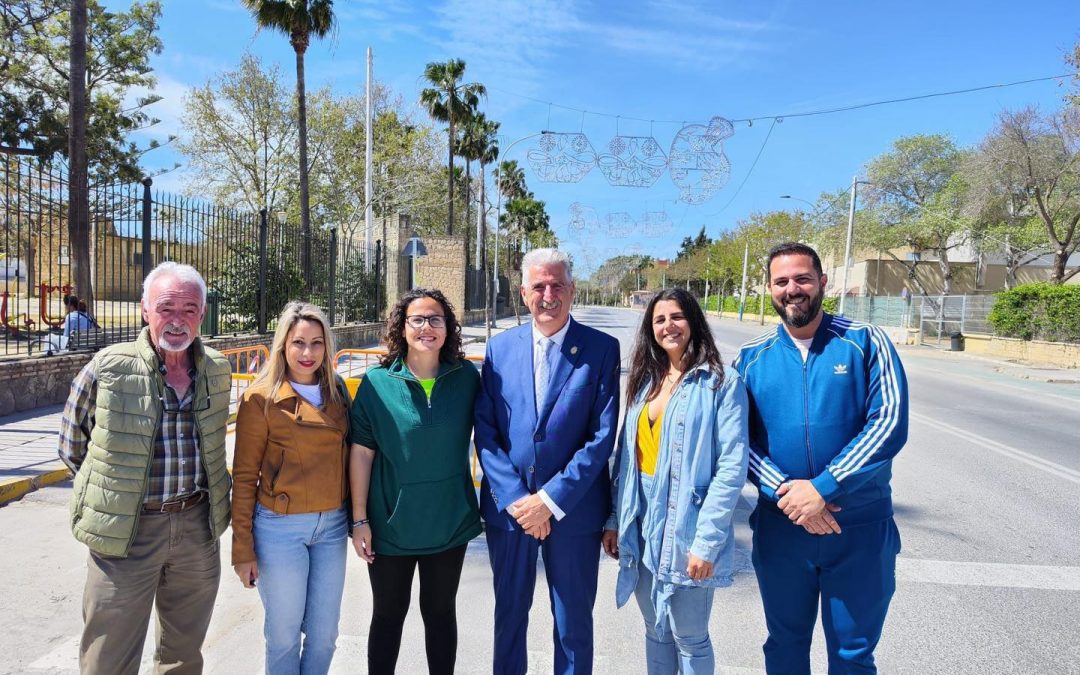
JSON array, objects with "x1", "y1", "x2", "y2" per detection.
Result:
[
  {"x1": 0, "y1": 316, "x2": 523, "y2": 506},
  {"x1": 899, "y1": 341, "x2": 1080, "y2": 384},
  {"x1": 0, "y1": 405, "x2": 70, "y2": 504}
]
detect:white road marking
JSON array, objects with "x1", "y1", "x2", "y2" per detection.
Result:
[
  {"x1": 898, "y1": 558, "x2": 1080, "y2": 591},
  {"x1": 910, "y1": 411, "x2": 1080, "y2": 485},
  {"x1": 904, "y1": 359, "x2": 1080, "y2": 412}
]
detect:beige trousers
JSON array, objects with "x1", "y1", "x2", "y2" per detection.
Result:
[{"x1": 80, "y1": 500, "x2": 221, "y2": 675}]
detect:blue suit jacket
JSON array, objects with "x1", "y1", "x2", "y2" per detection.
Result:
[{"x1": 474, "y1": 317, "x2": 621, "y2": 535}]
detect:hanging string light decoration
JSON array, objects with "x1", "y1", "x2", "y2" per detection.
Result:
[
  {"x1": 527, "y1": 133, "x2": 596, "y2": 183},
  {"x1": 604, "y1": 211, "x2": 635, "y2": 238},
  {"x1": 568, "y1": 202, "x2": 598, "y2": 233},
  {"x1": 668, "y1": 116, "x2": 734, "y2": 204},
  {"x1": 640, "y1": 210, "x2": 673, "y2": 237},
  {"x1": 596, "y1": 135, "x2": 667, "y2": 187}
]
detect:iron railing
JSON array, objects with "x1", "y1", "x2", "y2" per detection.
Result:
[{"x1": 1, "y1": 157, "x2": 383, "y2": 359}]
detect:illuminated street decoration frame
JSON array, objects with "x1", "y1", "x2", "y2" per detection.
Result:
[{"x1": 527, "y1": 117, "x2": 736, "y2": 205}]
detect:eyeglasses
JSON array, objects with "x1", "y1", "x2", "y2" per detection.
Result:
[{"x1": 405, "y1": 315, "x2": 446, "y2": 329}]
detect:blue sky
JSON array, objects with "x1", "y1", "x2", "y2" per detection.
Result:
[{"x1": 124, "y1": 0, "x2": 1079, "y2": 274}]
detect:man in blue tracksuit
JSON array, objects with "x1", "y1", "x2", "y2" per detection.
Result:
[{"x1": 734, "y1": 242, "x2": 908, "y2": 674}]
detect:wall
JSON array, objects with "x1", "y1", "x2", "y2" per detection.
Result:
[
  {"x1": 957, "y1": 333, "x2": 1080, "y2": 369},
  {"x1": 414, "y1": 234, "x2": 467, "y2": 315},
  {"x1": 822, "y1": 258, "x2": 1074, "y2": 298}
]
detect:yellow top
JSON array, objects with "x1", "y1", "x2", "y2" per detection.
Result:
[
  {"x1": 635, "y1": 404, "x2": 663, "y2": 476},
  {"x1": 419, "y1": 377, "x2": 436, "y2": 401}
]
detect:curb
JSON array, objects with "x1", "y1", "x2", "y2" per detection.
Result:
[{"x1": 0, "y1": 466, "x2": 71, "y2": 506}]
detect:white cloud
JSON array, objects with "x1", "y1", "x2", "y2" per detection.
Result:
[
  {"x1": 430, "y1": 0, "x2": 782, "y2": 96},
  {"x1": 432, "y1": 0, "x2": 584, "y2": 96}
]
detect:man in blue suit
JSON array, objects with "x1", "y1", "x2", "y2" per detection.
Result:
[{"x1": 475, "y1": 247, "x2": 621, "y2": 675}]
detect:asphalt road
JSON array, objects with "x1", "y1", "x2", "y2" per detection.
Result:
[{"x1": 2, "y1": 306, "x2": 1078, "y2": 674}]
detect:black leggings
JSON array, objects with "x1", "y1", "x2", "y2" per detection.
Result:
[{"x1": 366, "y1": 543, "x2": 468, "y2": 675}]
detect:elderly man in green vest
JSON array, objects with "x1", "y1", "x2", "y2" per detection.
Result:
[{"x1": 58, "y1": 262, "x2": 232, "y2": 675}]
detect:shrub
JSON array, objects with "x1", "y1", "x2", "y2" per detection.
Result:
[
  {"x1": 703, "y1": 293, "x2": 777, "y2": 316},
  {"x1": 988, "y1": 283, "x2": 1080, "y2": 343}
]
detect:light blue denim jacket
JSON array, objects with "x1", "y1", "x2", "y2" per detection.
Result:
[{"x1": 606, "y1": 366, "x2": 750, "y2": 609}]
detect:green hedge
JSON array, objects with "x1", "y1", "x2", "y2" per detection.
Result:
[
  {"x1": 701, "y1": 294, "x2": 839, "y2": 316},
  {"x1": 988, "y1": 283, "x2": 1080, "y2": 343}
]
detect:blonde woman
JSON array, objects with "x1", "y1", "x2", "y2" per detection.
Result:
[{"x1": 233, "y1": 302, "x2": 350, "y2": 675}]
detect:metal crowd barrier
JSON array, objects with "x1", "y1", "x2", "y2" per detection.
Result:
[
  {"x1": 226, "y1": 346, "x2": 486, "y2": 485},
  {"x1": 220, "y1": 345, "x2": 270, "y2": 432}
]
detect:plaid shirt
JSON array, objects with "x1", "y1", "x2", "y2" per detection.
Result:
[{"x1": 58, "y1": 360, "x2": 206, "y2": 503}]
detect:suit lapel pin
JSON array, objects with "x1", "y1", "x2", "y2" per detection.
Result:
[{"x1": 570, "y1": 346, "x2": 578, "y2": 355}]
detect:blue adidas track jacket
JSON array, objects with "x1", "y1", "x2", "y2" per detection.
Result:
[{"x1": 734, "y1": 313, "x2": 909, "y2": 525}]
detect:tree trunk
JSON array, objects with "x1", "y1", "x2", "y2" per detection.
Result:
[
  {"x1": 447, "y1": 116, "x2": 455, "y2": 236},
  {"x1": 936, "y1": 248, "x2": 952, "y2": 296},
  {"x1": 295, "y1": 46, "x2": 312, "y2": 292},
  {"x1": 68, "y1": 0, "x2": 93, "y2": 309},
  {"x1": 1005, "y1": 257, "x2": 1017, "y2": 289},
  {"x1": 476, "y1": 161, "x2": 484, "y2": 269},
  {"x1": 463, "y1": 159, "x2": 471, "y2": 266}
]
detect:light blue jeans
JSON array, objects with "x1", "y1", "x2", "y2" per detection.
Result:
[
  {"x1": 634, "y1": 471, "x2": 716, "y2": 674},
  {"x1": 253, "y1": 503, "x2": 348, "y2": 675},
  {"x1": 633, "y1": 564, "x2": 716, "y2": 674}
]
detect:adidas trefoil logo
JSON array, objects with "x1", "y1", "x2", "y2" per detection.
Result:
[{"x1": 833, "y1": 364, "x2": 848, "y2": 375}]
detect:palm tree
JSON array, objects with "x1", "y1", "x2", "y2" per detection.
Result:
[
  {"x1": 470, "y1": 117, "x2": 499, "y2": 329},
  {"x1": 473, "y1": 116, "x2": 500, "y2": 269},
  {"x1": 242, "y1": 0, "x2": 335, "y2": 291},
  {"x1": 419, "y1": 59, "x2": 486, "y2": 235},
  {"x1": 455, "y1": 114, "x2": 481, "y2": 255}
]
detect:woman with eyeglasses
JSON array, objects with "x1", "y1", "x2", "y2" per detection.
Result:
[
  {"x1": 602, "y1": 288, "x2": 749, "y2": 674},
  {"x1": 348, "y1": 288, "x2": 482, "y2": 675},
  {"x1": 232, "y1": 302, "x2": 351, "y2": 675}
]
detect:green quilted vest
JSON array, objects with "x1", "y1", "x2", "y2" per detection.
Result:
[{"x1": 69, "y1": 327, "x2": 233, "y2": 557}]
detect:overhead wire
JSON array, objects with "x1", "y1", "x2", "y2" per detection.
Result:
[{"x1": 488, "y1": 73, "x2": 1071, "y2": 127}]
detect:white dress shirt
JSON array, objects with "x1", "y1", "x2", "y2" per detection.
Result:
[{"x1": 528, "y1": 317, "x2": 572, "y2": 521}]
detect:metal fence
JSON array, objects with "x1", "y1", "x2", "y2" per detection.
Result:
[
  {"x1": 918, "y1": 294, "x2": 996, "y2": 345},
  {"x1": 840, "y1": 296, "x2": 918, "y2": 328},
  {"x1": 1, "y1": 157, "x2": 383, "y2": 359}
]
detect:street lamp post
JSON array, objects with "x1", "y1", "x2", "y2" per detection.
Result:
[
  {"x1": 840, "y1": 176, "x2": 873, "y2": 316},
  {"x1": 490, "y1": 131, "x2": 549, "y2": 338},
  {"x1": 781, "y1": 182, "x2": 868, "y2": 317}
]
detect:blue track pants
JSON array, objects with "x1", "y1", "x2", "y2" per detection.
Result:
[{"x1": 751, "y1": 506, "x2": 900, "y2": 674}]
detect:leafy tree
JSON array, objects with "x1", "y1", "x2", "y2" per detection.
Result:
[
  {"x1": 210, "y1": 241, "x2": 304, "y2": 332},
  {"x1": 179, "y1": 54, "x2": 297, "y2": 214},
  {"x1": 419, "y1": 58, "x2": 486, "y2": 235},
  {"x1": 964, "y1": 108, "x2": 1080, "y2": 284},
  {"x1": 242, "y1": 0, "x2": 336, "y2": 291},
  {"x1": 2, "y1": 0, "x2": 163, "y2": 306},
  {"x1": 962, "y1": 133, "x2": 1055, "y2": 288},
  {"x1": 0, "y1": 0, "x2": 163, "y2": 180},
  {"x1": 1, "y1": 1, "x2": 67, "y2": 157},
  {"x1": 676, "y1": 225, "x2": 712, "y2": 260},
  {"x1": 861, "y1": 134, "x2": 969, "y2": 295},
  {"x1": 592, "y1": 254, "x2": 653, "y2": 294}
]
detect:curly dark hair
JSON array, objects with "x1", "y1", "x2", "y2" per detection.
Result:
[
  {"x1": 626, "y1": 288, "x2": 724, "y2": 405},
  {"x1": 380, "y1": 288, "x2": 464, "y2": 367}
]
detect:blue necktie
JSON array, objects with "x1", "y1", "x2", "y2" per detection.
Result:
[{"x1": 535, "y1": 337, "x2": 556, "y2": 414}]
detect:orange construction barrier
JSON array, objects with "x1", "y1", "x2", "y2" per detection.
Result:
[
  {"x1": 220, "y1": 345, "x2": 270, "y2": 433},
  {"x1": 335, "y1": 348, "x2": 486, "y2": 486}
]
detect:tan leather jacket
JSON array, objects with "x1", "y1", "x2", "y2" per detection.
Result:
[{"x1": 231, "y1": 377, "x2": 349, "y2": 565}]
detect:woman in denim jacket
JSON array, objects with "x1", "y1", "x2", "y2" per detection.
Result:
[{"x1": 602, "y1": 288, "x2": 750, "y2": 674}]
